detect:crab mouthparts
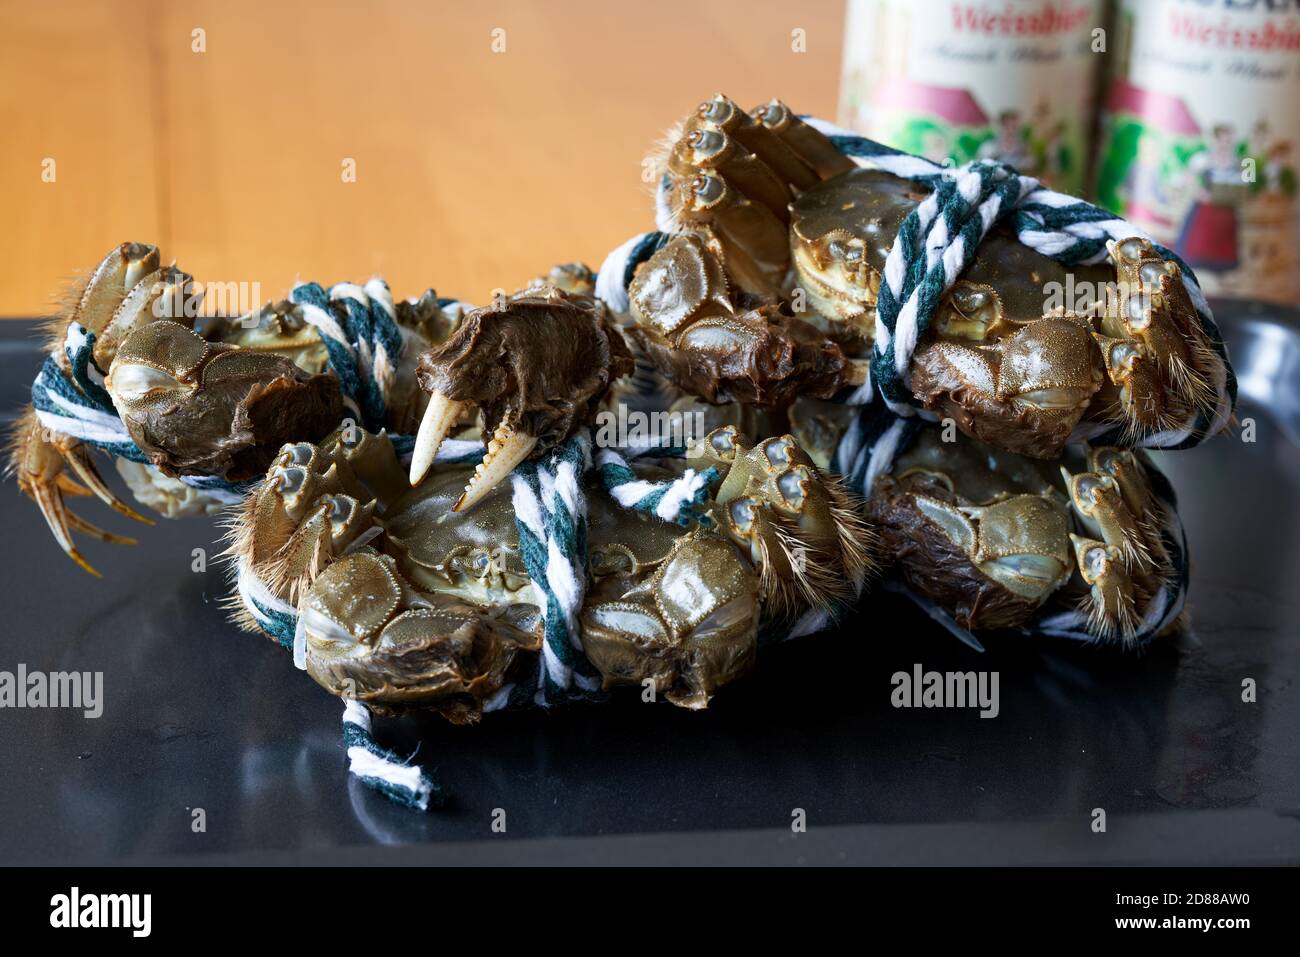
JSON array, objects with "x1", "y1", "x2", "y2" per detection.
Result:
[{"x1": 408, "y1": 389, "x2": 538, "y2": 512}]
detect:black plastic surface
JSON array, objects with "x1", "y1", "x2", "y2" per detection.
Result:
[{"x1": 0, "y1": 306, "x2": 1297, "y2": 865}]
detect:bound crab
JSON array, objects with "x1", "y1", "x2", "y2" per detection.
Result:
[
  {"x1": 627, "y1": 94, "x2": 1226, "y2": 459},
  {"x1": 9, "y1": 241, "x2": 459, "y2": 574},
  {"x1": 229, "y1": 285, "x2": 873, "y2": 713},
  {"x1": 610, "y1": 94, "x2": 1232, "y2": 642}
]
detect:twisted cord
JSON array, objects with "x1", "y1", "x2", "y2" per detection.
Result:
[
  {"x1": 804, "y1": 116, "x2": 1236, "y2": 450},
  {"x1": 594, "y1": 447, "x2": 719, "y2": 527},
  {"x1": 291, "y1": 279, "x2": 403, "y2": 431},
  {"x1": 342, "y1": 700, "x2": 443, "y2": 812}
]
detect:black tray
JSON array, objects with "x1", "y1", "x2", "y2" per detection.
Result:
[{"x1": 0, "y1": 302, "x2": 1297, "y2": 866}]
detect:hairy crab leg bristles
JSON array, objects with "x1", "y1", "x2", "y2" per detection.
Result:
[
  {"x1": 408, "y1": 390, "x2": 468, "y2": 486},
  {"x1": 453, "y1": 424, "x2": 536, "y2": 513},
  {"x1": 740, "y1": 496, "x2": 874, "y2": 623},
  {"x1": 1061, "y1": 466, "x2": 1152, "y2": 572},
  {"x1": 843, "y1": 359, "x2": 870, "y2": 388},
  {"x1": 1070, "y1": 534, "x2": 1140, "y2": 643},
  {"x1": 826, "y1": 477, "x2": 878, "y2": 584}
]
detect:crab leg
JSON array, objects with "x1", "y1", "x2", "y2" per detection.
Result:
[
  {"x1": 1100, "y1": 237, "x2": 1220, "y2": 440},
  {"x1": 64, "y1": 511, "x2": 138, "y2": 545},
  {"x1": 1069, "y1": 535, "x2": 1138, "y2": 640},
  {"x1": 56, "y1": 475, "x2": 93, "y2": 497},
  {"x1": 660, "y1": 94, "x2": 851, "y2": 297},
  {"x1": 1060, "y1": 446, "x2": 1171, "y2": 641},
  {"x1": 28, "y1": 479, "x2": 102, "y2": 577},
  {"x1": 9, "y1": 410, "x2": 147, "y2": 574},
  {"x1": 59, "y1": 442, "x2": 154, "y2": 525},
  {"x1": 1060, "y1": 466, "x2": 1151, "y2": 572}
]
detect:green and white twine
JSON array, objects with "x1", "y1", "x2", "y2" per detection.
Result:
[{"x1": 593, "y1": 115, "x2": 1238, "y2": 653}]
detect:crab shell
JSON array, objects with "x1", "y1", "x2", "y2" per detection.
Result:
[{"x1": 106, "y1": 319, "x2": 343, "y2": 480}]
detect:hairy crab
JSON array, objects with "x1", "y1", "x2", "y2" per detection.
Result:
[
  {"x1": 869, "y1": 426, "x2": 1174, "y2": 641},
  {"x1": 9, "y1": 242, "x2": 455, "y2": 573},
  {"x1": 229, "y1": 421, "x2": 872, "y2": 714},
  {"x1": 629, "y1": 94, "x2": 1225, "y2": 460}
]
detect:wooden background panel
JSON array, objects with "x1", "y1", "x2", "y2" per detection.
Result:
[
  {"x1": 0, "y1": 0, "x2": 844, "y2": 315},
  {"x1": 0, "y1": 1, "x2": 166, "y2": 313}
]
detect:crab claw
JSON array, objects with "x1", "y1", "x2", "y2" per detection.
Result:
[
  {"x1": 453, "y1": 424, "x2": 536, "y2": 513},
  {"x1": 413, "y1": 286, "x2": 632, "y2": 509},
  {"x1": 7, "y1": 408, "x2": 153, "y2": 576},
  {"x1": 408, "y1": 390, "x2": 468, "y2": 486}
]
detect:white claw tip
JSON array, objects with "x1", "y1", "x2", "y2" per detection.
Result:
[
  {"x1": 409, "y1": 390, "x2": 467, "y2": 487},
  {"x1": 453, "y1": 426, "x2": 537, "y2": 513}
]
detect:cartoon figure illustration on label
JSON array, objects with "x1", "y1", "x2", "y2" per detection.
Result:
[
  {"x1": 979, "y1": 109, "x2": 1034, "y2": 171},
  {"x1": 1175, "y1": 124, "x2": 1247, "y2": 273}
]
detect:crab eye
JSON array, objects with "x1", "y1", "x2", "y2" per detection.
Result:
[{"x1": 1110, "y1": 342, "x2": 1137, "y2": 371}]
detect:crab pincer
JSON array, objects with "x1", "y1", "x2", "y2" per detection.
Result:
[{"x1": 408, "y1": 285, "x2": 633, "y2": 510}]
